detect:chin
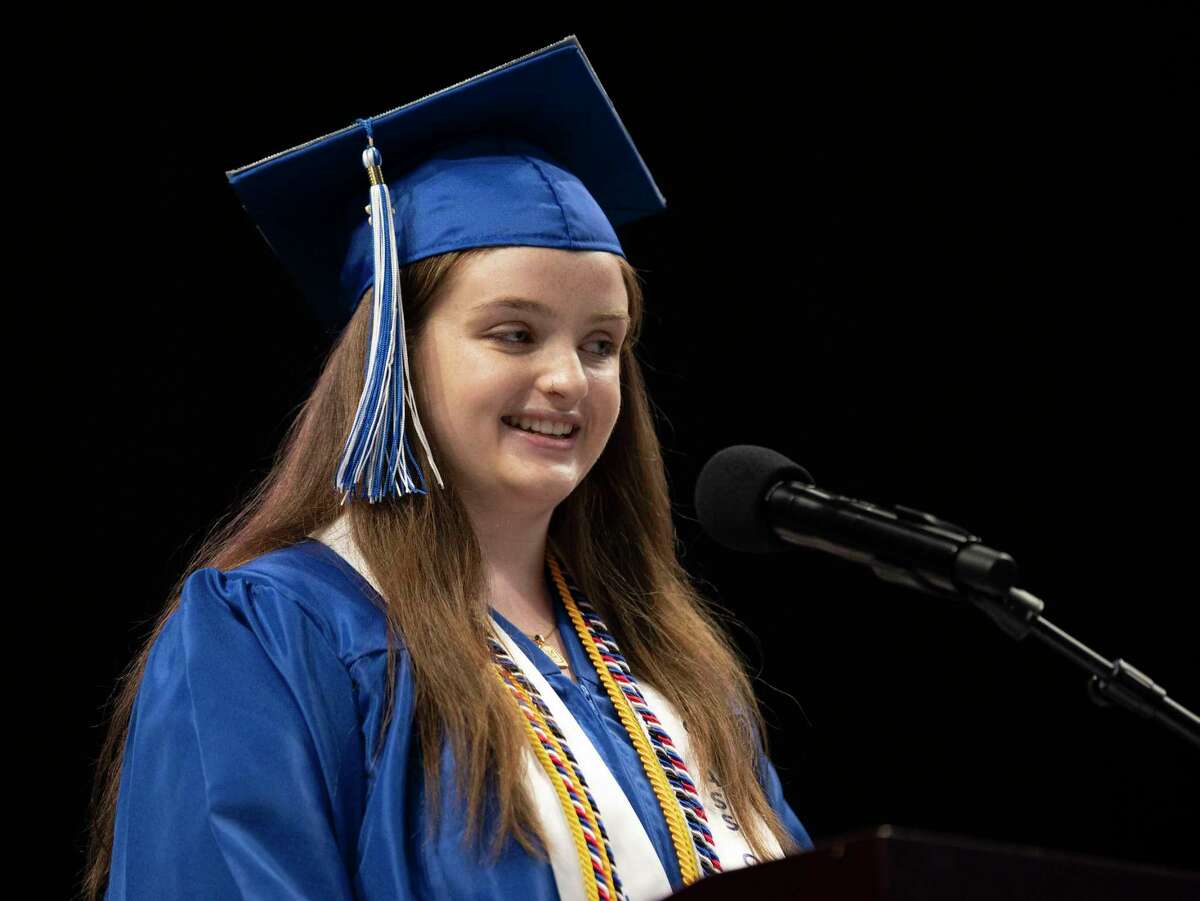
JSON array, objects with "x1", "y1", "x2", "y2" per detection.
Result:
[{"x1": 502, "y1": 477, "x2": 579, "y2": 510}]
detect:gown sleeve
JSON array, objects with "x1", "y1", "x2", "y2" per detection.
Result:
[
  {"x1": 105, "y1": 567, "x2": 366, "y2": 900},
  {"x1": 757, "y1": 752, "x2": 814, "y2": 852}
]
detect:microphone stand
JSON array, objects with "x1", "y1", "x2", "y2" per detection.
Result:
[
  {"x1": 768, "y1": 485, "x2": 1200, "y2": 750},
  {"x1": 866, "y1": 541, "x2": 1200, "y2": 751},
  {"x1": 964, "y1": 584, "x2": 1200, "y2": 751}
]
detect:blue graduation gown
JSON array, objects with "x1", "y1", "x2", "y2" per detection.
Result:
[{"x1": 106, "y1": 539, "x2": 812, "y2": 899}]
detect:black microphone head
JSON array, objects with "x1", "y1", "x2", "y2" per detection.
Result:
[{"x1": 694, "y1": 445, "x2": 814, "y2": 554}]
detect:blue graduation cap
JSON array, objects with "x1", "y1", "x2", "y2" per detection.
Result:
[{"x1": 224, "y1": 36, "x2": 666, "y2": 505}]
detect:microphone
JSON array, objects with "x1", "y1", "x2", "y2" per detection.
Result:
[{"x1": 694, "y1": 445, "x2": 1018, "y2": 600}]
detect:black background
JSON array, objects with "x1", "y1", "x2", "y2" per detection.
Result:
[{"x1": 72, "y1": 16, "x2": 1196, "y2": 895}]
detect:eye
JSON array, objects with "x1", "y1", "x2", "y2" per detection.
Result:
[
  {"x1": 491, "y1": 329, "x2": 533, "y2": 345},
  {"x1": 584, "y1": 338, "x2": 617, "y2": 357}
]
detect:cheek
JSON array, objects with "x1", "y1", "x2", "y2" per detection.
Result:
[
  {"x1": 414, "y1": 340, "x2": 486, "y2": 444},
  {"x1": 590, "y1": 370, "x2": 623, "y2": 430},
  {"x1": 422, "y1": 345, "x2": 521, "y2": 444}
]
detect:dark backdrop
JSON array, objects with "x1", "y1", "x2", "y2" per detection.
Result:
[{"x1": 73, "y1": 17, "x2": 1196, "y2": 895}]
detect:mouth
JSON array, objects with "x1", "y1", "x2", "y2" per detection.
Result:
[{"x1": 501, "y1": 415, "x2": 580, "y2": 448}]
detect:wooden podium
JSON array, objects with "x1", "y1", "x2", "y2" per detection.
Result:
[{"x1": 669, "y1": 826, "x2": 1197, "y2": 900}]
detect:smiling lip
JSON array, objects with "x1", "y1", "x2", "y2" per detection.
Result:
[
  {"x1": 503, "y1": 411, "x2": 583, "y2": 429},
  {"x1": 502, "y1": 419, "x2": 579, "y2": 450}
]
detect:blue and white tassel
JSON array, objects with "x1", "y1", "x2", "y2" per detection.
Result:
[{"x1": 335, "y1": 123, "x2": 443, "y2": 503}]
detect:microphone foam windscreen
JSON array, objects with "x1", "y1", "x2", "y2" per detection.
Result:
[{"x1": 694, "y1": 445, "x2": 813, "y2": 554}]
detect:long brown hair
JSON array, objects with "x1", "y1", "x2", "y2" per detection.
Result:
[{"x1": 81, "y1": 247, "x2": 800, "y2": 899}]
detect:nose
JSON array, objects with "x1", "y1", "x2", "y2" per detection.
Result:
[{"x1": 536, "y1": 343, "x2": 589, "y2": 404}]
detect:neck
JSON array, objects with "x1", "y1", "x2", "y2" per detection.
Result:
[{"x1": 465, "y1": 501, "x2": 556, "y2": 631}]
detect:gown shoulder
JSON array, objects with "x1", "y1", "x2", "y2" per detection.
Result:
[
  {"x1": 105, "y1": 540, "x2": 400, "y2": 900},
  {"x1": 223, "y1": 538, "x2": 393, "y2": 663}
]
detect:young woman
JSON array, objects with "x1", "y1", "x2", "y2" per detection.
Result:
[{"x1": 85, "y1": 38, "x2": 812, "y2": 901}]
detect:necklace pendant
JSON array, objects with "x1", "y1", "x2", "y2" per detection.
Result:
[{"x1": 533, "y1": 634, "x2": 570, "y2": 669}]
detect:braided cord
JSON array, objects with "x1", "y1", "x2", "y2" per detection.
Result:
[
  {"x1": 547, "y1": 555, "x2": 717, "y2": 885},
  {"x1": 489, "y1": 638, "x2": 622, "y2": 901}
]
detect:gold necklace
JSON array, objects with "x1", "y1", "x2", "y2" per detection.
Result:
[{"x1": 529, "y1": 629, "x2": 570, "y2": 669}]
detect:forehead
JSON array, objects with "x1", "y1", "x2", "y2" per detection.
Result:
[{"x1": 437, "y1": 246, "x2": 629, "y2": 319}]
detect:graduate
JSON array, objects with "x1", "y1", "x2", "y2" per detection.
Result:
[{"x1": 86, "y1": 36, "x2": 813, "y2": 900}]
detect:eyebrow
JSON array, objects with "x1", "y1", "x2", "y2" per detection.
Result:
[{"x1": 469, "y1": 296, "x2": 630, "y2": 325}]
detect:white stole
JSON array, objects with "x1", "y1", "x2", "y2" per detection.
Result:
[{"x1": 311, "y1": 516, "x2": 783, "y2": 900}]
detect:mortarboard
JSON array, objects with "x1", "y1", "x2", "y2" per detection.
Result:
[{"x1": 224, "y1": 35, "x2": 666, "y2": 505}]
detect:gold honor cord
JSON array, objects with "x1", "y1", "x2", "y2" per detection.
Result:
[
  {"x1": 491, "y1": 661, "x2": 619, "y2": 901},
  {"x1": 547, "y1": 554, "x2": 703, "y2": 886}
]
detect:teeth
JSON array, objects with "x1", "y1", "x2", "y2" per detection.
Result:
[{"x1": 504, "y1": 416, "x2": 576, "y2": 436}]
